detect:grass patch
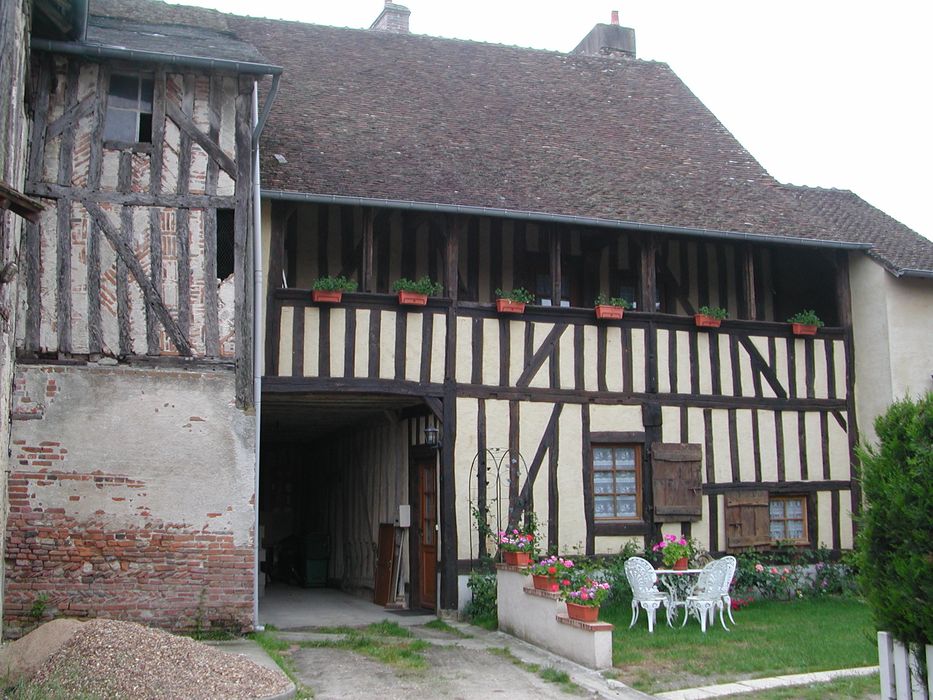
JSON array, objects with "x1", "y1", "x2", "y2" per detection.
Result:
[
  {"x1": 301, "y1": 632, "x2": 430, "y2": 669},
  {"x1": 721, "y1": 672, "x2": 880, "y2": 699},
  {"x1": 422, "y1": 619, "x2": 471, "y2": 638},
  {"x1": 248, "y1": 629, "x2": 313, "y2": 699},
  {"x1": 466, "y1": 612, "x2": 497, "y2": 631},
  {"x1": 602, "y1": 597, "x2": 877, "y2": 694},
  {"x1": 364, "y1": 620, "x2": 413, "y2": 637}
]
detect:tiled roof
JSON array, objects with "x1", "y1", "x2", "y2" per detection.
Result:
[
  {"x1": 786, "y1": 186, "x2": 933, "y2": 275},
  {"x1": 88, "y1": 0, "x2": 933, "y2": 274},
  {"x1": 88, "y1": 0, "x2": 269, "y2": 66}
]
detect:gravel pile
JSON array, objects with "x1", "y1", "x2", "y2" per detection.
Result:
[{"x1": 27, "y1": 619, "x2": 292, "y2": 699}]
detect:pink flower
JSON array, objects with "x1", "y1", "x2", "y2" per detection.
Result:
[
  {"x1": 770, "y1": 567, "x2": 778, "y2": 574},
  {"x1": 783, "y1": 568, "x2": 790, "y2": 574},
  {"x1": 755, "y1": 564, "x2": 764, "y2": 572},
  {"x1": 580, "y1": 592, "x2": 589, "y2": 600}
]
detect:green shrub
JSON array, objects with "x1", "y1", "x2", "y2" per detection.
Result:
[
  {"x1": 495, "y1": 287, "x2": 535, "y2": 304},
  {"x1": 392, "y1": 276, "x2": 443, "y2": 296},
  {"x1": 311, "y1": 275, "x2": 358, "y2": 292},
  {"x1": 594, "y1": 294, "x2": 631, "y2": 309},
  {"x1": 463, "y1": 570, "x2": 497, "y2": 628},
  {"x1": 787, "y1": 309, "x2": 824, "y2": 327},
  {"x1": 856, "y1": 392, "x2": 932, "y2": 647},
  {"x1": 698, "y1": 305, "x2": 728, "y2": 320}
]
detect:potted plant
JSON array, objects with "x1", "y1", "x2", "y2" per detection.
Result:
[
  {"x1": 497, "y1": 527, "x2": 535, "y2": 567},
  {"x1": 495, "y1": 288, "x2": 534, "y2": 314},
  {"x1": 528, "y1": 556, "x2": 574, "y2": 592},
  {"x1": 560, "y1": 578, "x2": 611, "y2": 622},
  {"x1": 311, "y1": 275, "x2": 358, "y2": 303},
  {"x1": 392, "y1": 276, "x2": 443, "y2": 306},
  {"x1": 695, "y1": 305, "x2": 728, "y2": 328},
  {"x1": 594, "y1": 294, "x2": 630, "y2": 320},
  {"x1": 787, "y1": 309, "x2": 824, "y2": 336},
  {"x1": 652, "y1": 534, "x2": 694, "y2": 570}
]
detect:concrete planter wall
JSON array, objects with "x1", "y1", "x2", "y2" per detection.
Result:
[{"x1": 495, "y1": 564, "x2": 613, "y2": 670}]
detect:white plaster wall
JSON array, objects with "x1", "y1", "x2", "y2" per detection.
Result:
[
  {"x1": 850, "y1": 254, "x2": 933, "y2": 443},
  {"x1": 11, "y1": 365, "x2": 255, "y2": 543}
]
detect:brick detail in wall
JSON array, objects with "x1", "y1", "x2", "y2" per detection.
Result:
[{"x1": 4, "y1": 469, "x2": 253, "y2": 639}]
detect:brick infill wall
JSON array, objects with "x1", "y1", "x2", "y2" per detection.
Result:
[{"x1": 4, "y1": 468, "x2": 253, "y2": 639}]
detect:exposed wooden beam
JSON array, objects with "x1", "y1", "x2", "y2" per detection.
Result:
[{"x1": 84, "y1": 201, "x2": 192, "y2": 355}]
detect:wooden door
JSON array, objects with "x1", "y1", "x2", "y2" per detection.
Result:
[
  {"x1": 417, "y1": 456, "x2": 437, "y2": 610},
  {"x1": 373, "y1": 523, "x2": 395, "y2": 606}
]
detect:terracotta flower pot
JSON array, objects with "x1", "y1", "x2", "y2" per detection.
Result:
[
  {"x1": 673, "y1": 557, "x2": 689, "y2": 571},
  {"x1": 532, "y1": 574, "x2": 558, "y2": 591},
  {"x1": 565, "y1": 602, "x2": 599, "y2": 622},
  {"x1": 595, "y1": 305, "x2": 624, "y2": 320},
  {"x1": 694, "y1": 314, "x2": 721, "y2": 328},
  {"x1": 792, "y1": 323, "x2": 818, "y2": 336},
  {"x1": 503, "y1": 551, "x2": 531, "y2": 567},
  {"x1": 398, "y1": 291, "x2": 428, "y2": 306},
  {"x1": 496, "y1": 299, "x2": 526, "y2": 314},
  {"x1": 311, "y1": 290, "x2": 343, "y2": 303}
]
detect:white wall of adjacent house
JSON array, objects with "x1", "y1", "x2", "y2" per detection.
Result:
[{"x1": 850, "y1": 253, "x2": 933, "y2": 444}]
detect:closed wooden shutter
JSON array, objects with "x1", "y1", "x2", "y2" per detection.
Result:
[
  {"x1": 725, "y1": 490, "x2": 771, "y2": 549},
  {"x1": 651, "y1": 442, "x2": 702, "y2": 522}
]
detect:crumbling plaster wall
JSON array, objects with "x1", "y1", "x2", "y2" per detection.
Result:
[{"x1": 3, "y1": 363, "x2": 256, "y2": 638}]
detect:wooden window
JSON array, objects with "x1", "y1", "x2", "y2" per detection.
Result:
[
  {"x1": 592, "y1": 445, "x2": 642, "y2": 521},
  {"x1": 651, "y1": 442, "x2": 702, "y2": 522},
  {"x1": 769, "y1": 496, "x2": 808, "y2": 543},
  {"x1": 104, "y1": 74, "x2": 154, "y2": 143},
  {"x1": 725, "y1": 490, "x2": 770, "y2": 549}
]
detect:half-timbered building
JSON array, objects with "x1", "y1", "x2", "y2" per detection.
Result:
[{"x1": 2, "y1": 0, "x2": 931, "y2": 633}]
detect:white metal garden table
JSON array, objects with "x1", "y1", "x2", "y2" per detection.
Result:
[{"x1": 654, "y1": 568, "x2": 702, "y2": 626}]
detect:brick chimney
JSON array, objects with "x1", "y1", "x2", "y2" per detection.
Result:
[
  {"x1": 572, "y1": 11, "x2": 636, "y2": 58},
  {"x1": 370, "y1": 1, "x2": 411, "y2": 33}
]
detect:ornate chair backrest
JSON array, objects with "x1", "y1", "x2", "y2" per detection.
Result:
[
  {"x1": 624, "y1": 556, "x2": 660, "y2": 599},
  {"x1": 717, "y1": 555, "x2": 737, "y2": 595},
  {"x1": 692, "y1": 558, "x2": 718, "y2": 596}
]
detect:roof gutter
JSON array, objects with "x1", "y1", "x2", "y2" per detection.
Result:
[
  {"x1": 895, "y1": 268, "x2": 933, "y2": 279},
  {"x1": 263, "y1": 189, "x2": 875, "y2": 251},
  {"x1": 29, "y1": 38, "x2": 283, "y2": 76}
]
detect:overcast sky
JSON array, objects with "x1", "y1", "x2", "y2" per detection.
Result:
[{"x1": 169, "y1": 0, "x2": 932, "y2": 240}]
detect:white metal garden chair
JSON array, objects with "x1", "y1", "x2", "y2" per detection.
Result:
[
  {"x1": 682, "y1": 555, "x2": 737, "y2": 633},
  {"x1": 624, "y1": 556, "x2": 669, "y2": 633}
]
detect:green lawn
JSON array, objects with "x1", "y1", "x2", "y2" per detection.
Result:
[{"x1": 600, "y1": 597, "x2": 877, "y2": 694}]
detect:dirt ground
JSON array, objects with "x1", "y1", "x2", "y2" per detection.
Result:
[{"x1": 291, "y1": 643, "x2": 585, "y2": 699}]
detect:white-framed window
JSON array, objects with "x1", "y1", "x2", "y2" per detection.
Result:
[
  {"x1": 769, "y1": 496, "x2": 808, "y2": 543},
  {"x1": 592, "y1": 444, "x2": 642, "y2": 521}
]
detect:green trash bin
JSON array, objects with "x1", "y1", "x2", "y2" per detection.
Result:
[{"x1": 303, "y1": 533, "x2": 329, "y2": 588}]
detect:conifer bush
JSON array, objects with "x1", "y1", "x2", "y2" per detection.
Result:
[{"x1": 855, "y1": 392, "x2": 932, "y2": 647}]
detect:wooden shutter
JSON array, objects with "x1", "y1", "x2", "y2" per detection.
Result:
[
  {"x1": 651, "y1": 442, "x2": 702, "y2": 522},
  {"x1": 725, "y1": 490, "x2": 771, "y2": 549}
]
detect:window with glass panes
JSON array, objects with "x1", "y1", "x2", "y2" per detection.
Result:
[
  {"x1": 592, "y1": 445, "x2": 642, "y2": 520},
  {"x1": 104, "y1": 74, "x2": 154, "y2": 143},
  {"x1": 769, "y1": 496, "x2": 807, "y2": 543}
]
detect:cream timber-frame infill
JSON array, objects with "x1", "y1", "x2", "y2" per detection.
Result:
[
  {"x1": 262, "y1": 187, "x2": 862, "y2": 610},
  {"x1": 19, "y1": 52, "x2": 265, "y2": 403}
]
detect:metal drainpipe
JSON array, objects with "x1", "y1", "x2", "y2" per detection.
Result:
[{"x1": 251, "y1": 81, "x2": 264, "y2": 631}]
